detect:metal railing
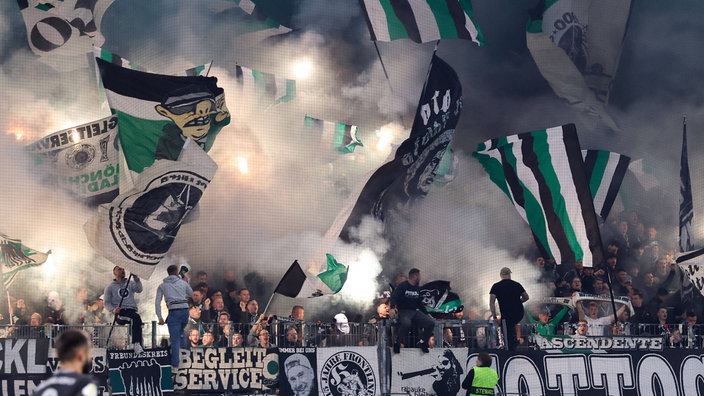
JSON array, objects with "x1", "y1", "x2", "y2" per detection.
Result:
[{"x1": 0, "y1": 324, "x2": 131, "y2": 349}]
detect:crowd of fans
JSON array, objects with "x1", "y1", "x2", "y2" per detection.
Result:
[{"x1": 1, "y1": 210, "x2": 702, "y2": 350}]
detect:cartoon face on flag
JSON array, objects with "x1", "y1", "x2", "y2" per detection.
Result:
[{"x1": 154, "y1": 84, "x2": 230, "y2": 146}]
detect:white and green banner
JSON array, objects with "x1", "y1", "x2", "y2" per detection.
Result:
[
  {"x1": 304, "y1": 115, "x2": 363, "y2": 154},
  {"x1": 27, "y1": 115, "x2": 120, "y2": 197},
  {"x1": 235, "y1": 64, "x2": 296, "y2": 104}
]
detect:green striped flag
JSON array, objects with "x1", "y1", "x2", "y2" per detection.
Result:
[
  {"x1": 304, "y1": 116, "x2": 363, "y2": 154},
  {"x1": 582, "y1": 150, "x2": 630, "y2": 221},
  {"x1": 473, "y1": 124, "x2": 604, "y2": 267},
  {"x1": 96, "y1": 57, "x2": 230, "y2": 174},
  {"x1": 360, "y1": 0, "x2": 484, "y2": 45},
  {"x1": 235, "y1": 64, "x2": 296, "y2": 104}
]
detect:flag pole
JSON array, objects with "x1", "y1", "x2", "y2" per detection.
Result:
[
  {"x1": 107, "y1": 273, "x2": 134, "y2": 345},
  {"x1": 205, "y1": 60, "x2": 214, "y2": 77},
  {"x1": 373, "y1": 41, "x2": 395, "y2": 94},
  {"x1": 262, "y1": 293, "x2": 276, "y2": 315}
]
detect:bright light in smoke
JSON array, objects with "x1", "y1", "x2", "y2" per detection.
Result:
[
  {"x1": 338, "y1": 248, "x2": 382, "y2": 304},
  {"x1": 292, "y1": 58, "x2": 313, "y2": 80},
  {"x1": 376, "y1": 126, "x2": 394, "y2": 152},
  {"x1": 235, "y1": 156, "x2": 249, "y2": 175},
  {"x1": 42, "y1": 252, "x2": 60, "y2": 278}
]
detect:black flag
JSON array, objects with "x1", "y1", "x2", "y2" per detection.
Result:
[{"x1": 339, "y1": 54, "x2": 462, "y2": 242}]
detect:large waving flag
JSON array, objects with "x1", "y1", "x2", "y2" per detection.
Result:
[
  {"x1": 360, "y1": 0, "x2": 484, "y2": 45},
  {"x1": 1, "y1": 233, "x2": 50, "y2": 288},
  {"x1": 96, "y1": 58, "x2": 231, "y2": 174},
  {"x1": 680, "y1": 117, "x2": 694, "y2": 252},
  {"x1": 339, "y1": 54, "x2": 462, "y2": 242},
  {"x1": 27, "y1": 115, "x2": 120, "y2": 198},
  {"x1": 473, "y1": 124, "x2": 604, "y2": 266},
  {"x1": 235, "y1": 64, "x2": 296, "y2": 104},
  {"x1": 17, "y1": 0, "x2": 113, "y2": 57},
  {"x1": 526, "y1": 0, "x2": 631, "y2": 131},
  {"x1": 84, "y1": 140, "x2": 217, "y2": 278},
  {"x1": 582, "y1": 150, "x2": 630, "y2": 221},
  {"x1": 304, "y1": 116, "x2": 363, "y2": 154}
]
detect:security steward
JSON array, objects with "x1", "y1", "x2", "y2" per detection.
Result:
[{"x1": 462, "y1": 352, "x2": 499, "y2": 396}]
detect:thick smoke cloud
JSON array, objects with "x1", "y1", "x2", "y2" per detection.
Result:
[{"x1": 1, "y1": 0, "x2": 704, "y2": 328}]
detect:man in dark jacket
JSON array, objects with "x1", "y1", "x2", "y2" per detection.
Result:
[
  {"x1": 489, "y1": 267, "x2": 529, "y2": 350},
  {"x1": 390, "y1": 268, "x2": 435, "y2": 353}
]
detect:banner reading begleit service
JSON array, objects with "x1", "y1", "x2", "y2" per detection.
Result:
[{"x1": 27, "y1": 115, "x2": 120, "y2": 197}]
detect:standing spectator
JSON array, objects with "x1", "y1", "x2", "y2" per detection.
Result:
[
  {"x1": 32, "y1": 330, "x2": 98, "y2": 396},
  {"x1": 630, "y1": 291, "x2": 652, "y2": 328},
  {"x1": 231, "y1": 332, "x2": 245, "y2": 347},
  {"x1": 235, "y1": 289, "x2": 251, "y2": 321},
  {"x1": 12, "y1": 299, "x2": 29, "y2": 325},
  {"x1": 104, "y1": 266, "x2": 144, "y2": 354},
  {"x1": 442, "y1": 328, "x2": 455, "y2": 348},
  {"x1": 187, "y1": 329, "x2": 201, "y2": 348},
  {"x1": 194, "y1": 271, "x2": 208, "y2": 286},
  {"x1": 529, "y1": 306, "x2": 570, "y2": 336},
  {"x1": 489, "y1": 267, "x2": 529, "y2": 350},
  {"x1": 462, "y1": 352, "x2": 498, "y2": 396},
  {"x1": 239, "y1": 299, "x2": 260, "y2": 326},
  {"x1": 188, "y1": 289, "x2": 211, "y2": 323},
  {"x1": 155, "y1": 264, "x2": 193, "y2": 369},
  {"x1": 291, "y1": 305, "x2": 305, "y2": 321},
  {"x1": 185, "y1": 305, "x2": 209, "y2": 336},
  {"x1": 580, "y1": 267, "x2": 596, "y2": 294},
  {"x1": 44, "y1": 291, "x2": 66, "y2": 325},
  {"x1": 209, "y1": 297, "x2": 227, "y2": 322},
  {"x1": 282, "y1": 326, "x2": 301, "y2": 348},
  {"x1": 390, "y1": 268, "x2": 436, "y2": 353},
  {"x1": 201, "y1": 331, "x2": 215, "y2": 348},
  {"x1": 684, "y1": 311, "x2": 701, "y2": 348},
  {"x1": 577, "y1": 302, "x2": 626, "y2": 336}
]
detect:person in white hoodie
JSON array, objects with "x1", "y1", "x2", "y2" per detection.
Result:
[{"x1": 156, "y1": 265, "x2": 193, "y2": 368}]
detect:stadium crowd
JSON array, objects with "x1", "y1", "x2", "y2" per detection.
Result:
[{"x1": 1, "y1": 210, "x2": 702, "y2": 350}]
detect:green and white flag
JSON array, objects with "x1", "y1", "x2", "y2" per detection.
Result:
[
  {"x1": 360, "y1": 0, "x2": 484, "y2": 45},
  {"x1": 526, "y1": 0, "x2": 631, "y2": 130},
  {"x1": 27, "y1": 115, "x2": 121, "y2": 198},
  {"x1": 96, "y1": 57, "x2": 231, "y2": 174},
  {"x1": 235, "y1": 64, "x2": 296, "y2": 104},
  {"x1": 84, "y1": 140, "x2": 217, "y2": 278},
  {"x1": 582, "y1": 150, "x2": 630, "y2": 221},
  {"x1": 473, "y1": 124, "x2": 604, "y2": 267},
  {"x1": 274, "y1": 255, "x2": 349, "y2": 298},
  {"x1": 1, "y1": 233, "x2": 50, "y2": 288},
  {"x1": 304, "y1": 116, "x2": 363, "y2": 154}
]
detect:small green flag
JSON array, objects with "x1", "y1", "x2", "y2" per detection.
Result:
[{"x1": 317, "y1": 254, "x2": 348, "y2": 293}]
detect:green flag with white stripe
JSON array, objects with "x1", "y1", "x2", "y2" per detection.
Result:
[
  {"x1": 304, "y1": 116, "x2": 363, "y2": 154},
  {"x1": 360, "y1": 0, "x2": 484, "y2": 45},
  {"x1": 473, "y1": 124, "x2": 604, "y2": 267},
  {"x1": 235, "y1": 64, "x2": 296, "y2": 104}
]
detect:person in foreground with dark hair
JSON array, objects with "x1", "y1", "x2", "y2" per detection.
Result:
[
  {"x1": 390, "y1": 268, "x2": 435, "y2": 353},
  {"x1": 32, "y1": 329, "x2": 98, "y2": 396},
  {"x1": 156, "y1": 264, "x2": 193, "y2": 369},
  {"x1": 462, "y1": 352, "x2": 499, "y2": 396}
]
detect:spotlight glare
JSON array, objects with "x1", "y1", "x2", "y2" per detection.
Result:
[{"x1": 292, "y1": 59, "x2": 313, "y2": 80}]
